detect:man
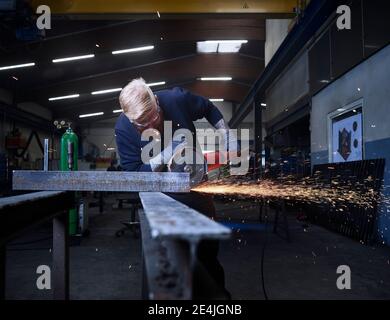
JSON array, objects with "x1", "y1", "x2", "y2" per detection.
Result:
[{"x1": 115, "y1": 78, "x2": 235, "y2": 299}]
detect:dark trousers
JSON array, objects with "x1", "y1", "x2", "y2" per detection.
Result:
[{"x1": 166, "y1": 192, "x2": 230, "y2": 299}]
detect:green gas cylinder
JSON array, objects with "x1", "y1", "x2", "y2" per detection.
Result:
[{"x1": 60, "y1": 127, "x2": 79, "y2": 235}]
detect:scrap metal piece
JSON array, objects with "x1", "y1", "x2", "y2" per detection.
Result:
[
  {"x1": 139, "y1": 192, "x2": 231, "y2": 242},
  {"x1": 13, "y1": 170, "x2": 191, "y2": 193}
]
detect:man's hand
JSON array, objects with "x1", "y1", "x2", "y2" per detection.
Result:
[{"x1": 149, "y1": 139, "x2": 187, "y2": 172}]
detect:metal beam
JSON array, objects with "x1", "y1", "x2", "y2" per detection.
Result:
[
  {"x1": 0, "y1": 191, "x2": 74, "y2": 300},
  {"x1": 12, "y1": 171, "x2": 191, "y2": 193},
  {"x1": 139, "y1": 192, "x2": 231, "y2": 299},
  {"x1": 52, "y1": 211, "x2": 69, "y2": 300},
  {"x1": 254, "y1": 100, "x2": 263, "y2": 178},
  {"x1": 139, "y1": 192, "x2": 231, "y2": 242},
  {"x1": 32, "y1": 0, "x2": 296, "y2": 14},
  {"x1": 0, "y1": 191, "x2": 74, "y2": 245}
]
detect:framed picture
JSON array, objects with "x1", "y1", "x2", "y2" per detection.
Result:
[{"x1": 328, "y1": 100, "x2": 364, "y2": 163}]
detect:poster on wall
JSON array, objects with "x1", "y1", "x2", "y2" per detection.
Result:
[{"x1": 332, "y1": 108, "x2": 363, "y2": 163}]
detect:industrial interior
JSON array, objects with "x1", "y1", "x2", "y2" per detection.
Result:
[{"x1": 1, "y1": 0, "x2": 390, "y2": 301}]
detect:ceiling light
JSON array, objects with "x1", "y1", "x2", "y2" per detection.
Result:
[
  {"x1": 197, "y1": 40, "x2": 248, "y2": 54},
  {"x1": 113, "y1": 109, "x2": 122, "y2": 113},
  {"x1": 147, "y1": 81, "x2": 166, "y2": 87},
  {"x1": 112, "y1": 45, "x2": 154, "y2": 55},
  {"x1": 261, "y1": 103, "x2": 267, "y2": 107},
  {"x1": 91, "y1": 88, "x2": 122, "y2": 95},
  {"x1": 0, "y1": 62, "x2": 35, "y2": 71},
  {"x1": 49, "y1": 94, "x2": 80, "y2": 101},
  {"x1": 52, "y1": 54, "x2": 95, "y2": 63},
  {"x1": 200, "y1": 77, "x2": 232, "y2": 81},
  {"x1": 79, "y1": 112, "x2": 104, "y2": 118},
  {"x1": 210, "y1": 99, "x2": 224, "y2": 102},
  {"x1": 205, "y1": 40, "x2": 248, "y2": 44}
]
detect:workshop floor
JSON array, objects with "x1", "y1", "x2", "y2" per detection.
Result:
[{"x1": 5, "y1": 194, "x2": 390, "y2": 300}]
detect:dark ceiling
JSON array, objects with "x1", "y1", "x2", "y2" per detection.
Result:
[{"x1": 0, "y1": 16, "x2": 277, "y2": 125}]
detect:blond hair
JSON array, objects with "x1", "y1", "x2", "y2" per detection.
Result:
[{"x1": 119, "y1": 78, "x2": 157, "y2": 122}]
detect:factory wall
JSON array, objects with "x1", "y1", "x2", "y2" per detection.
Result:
[
  {"x1": 264, "y1": 51, "x2": 309, "y2": 124},
  {"x1": 265, "y1": 19, "x2": 292, "y2": 66},
  {"x1": 311, "y1": 44, "x2": 390, "y2": 244},
  {"x1": 17, "y1": 102, "x2": 53, "y2": 121},
  {"x1": 0, "y1": 88, "x2": 59, "y2": 166},
  {"x1": 81, "y1": 125, "x2": 117, "y2": 160},
  {"x1": 1, "y1": 119, "x2": 59, "y2": 165},
  {"x1": 0, "y1": 88, "x2": 13, "y2": 105}
]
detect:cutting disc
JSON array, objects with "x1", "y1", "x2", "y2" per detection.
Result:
[{"x1": 167, "y1": 145, "x2": 206, "y2": 187}]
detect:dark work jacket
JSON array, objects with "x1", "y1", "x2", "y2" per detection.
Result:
[{"x1": 115, "y1": 87, "x2": 223, "y2": 172}]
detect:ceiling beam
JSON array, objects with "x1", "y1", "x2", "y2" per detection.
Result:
[
  {"x1": 0, "y1": 19, "x2": 265, "y2": 59},
  {"x1": 28, "y1": 53, "x2": 263, "y2": 107},
  {"x1": 31, "y1": 0, "x2": 297, "y2": 14}
]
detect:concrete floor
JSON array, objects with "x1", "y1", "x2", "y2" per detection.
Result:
[{"x1": 5, "y1": 194, "x2": 390, "y2": 300}]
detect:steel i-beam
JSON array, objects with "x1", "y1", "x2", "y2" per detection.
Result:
[{"x1": 12, "y1": 171, "x2": 191, "y2": 193}]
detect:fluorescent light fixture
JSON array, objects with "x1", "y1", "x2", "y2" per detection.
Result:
[
  {"x1": 197, "y1": 40, "x2": 248, "y2": 53},
  {"x1": 337, "y1": 108, "x2": 346, "y2": 112},
  {"x1": 79, "y1": 112, "x2": 104, "y2": 118},
  {"x1": 0, "y1": 62, "x2": 35, "y2": 71},
  {"x1": 49, "y1": 94, "x2": 80, "y2": 101},
  {"x1": 200, "y1": 77, "x2": 232, "y2": 81},
  {"x1": 261, "y1": 103, "x2": 267, "y2": 107},
  {"x1": 147, "y1": 81, "x2": 166, "y2": 87},
  {"x1": 107, "y1": 147, "x2": 116, "y2": 151},
  {"x1": 52, "y1": 54, "x2": 95, "y2": 63},
  {"x1": 91, "y1": 88, "x2": 122, "y2": 95},
  {"x1": 112, "y1": 45, "x2": 154, "y2": 55},
  {"x1": 205, "y1": 40, "x2": 248, "y2": 44},
  {"x1": 113, "y1": 109, "x2": 122, "y2": 113},
  {"x1": 210, "y1": 99, "x2": 224, "y2": 102}
]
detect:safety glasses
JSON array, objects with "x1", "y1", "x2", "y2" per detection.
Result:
[{"x1": 130, "y1": 104, "x2": 161, "y2": 129}]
